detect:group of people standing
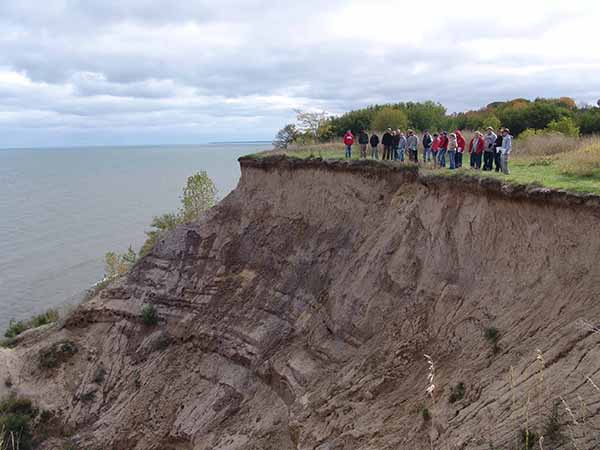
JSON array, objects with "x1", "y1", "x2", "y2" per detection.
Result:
[{"x1": 343, "y1": 127, "x2": 513, "y2": 174}]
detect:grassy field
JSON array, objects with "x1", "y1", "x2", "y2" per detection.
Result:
[{"x1": 255, "y1": 136, "x2": 600, "y2": 195}]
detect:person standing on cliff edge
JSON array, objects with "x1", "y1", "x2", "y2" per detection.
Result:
[
  {"x1": 369, "y1": 132, "x2": 380, "y2": 159},
  {"x1": 494, "y1": 128, "x2": 504, "y2": 172},
  {"x1": 500, "y1": 128, "x2": 513, "y2": 174},
  {"x1": 343, "y1": 130, "x2": 354, "y2": 159},
  {"x1": 358, "y1": 129, "x2": 369, "y2": 159},
  {"x1": 483, "y1": 127, "x2": 497, "y2": 171},
  {"x1": 407, "y1": 130, "x2": 418, "y2": 163},
  {"x1": 381, "y1": 128, "x2": 393, "y2": 160}
]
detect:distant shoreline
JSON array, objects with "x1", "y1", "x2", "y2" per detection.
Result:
[{"x1": 0, "y1": 142, "x2": 273, "y2": 151}]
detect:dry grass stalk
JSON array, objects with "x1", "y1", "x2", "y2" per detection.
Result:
[
  {"x1": 585, "y1": 375, "x2": 600, "y2": 393},
  {"x1": 424, "y1": 354, "x2": 436, "y2": 450}
]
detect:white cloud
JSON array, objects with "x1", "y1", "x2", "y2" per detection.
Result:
[{"x1": 0, "y1": 0, "x2": 599, "y2": 147}]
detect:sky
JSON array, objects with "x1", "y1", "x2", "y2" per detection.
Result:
[{"x1": 1, "y1": 0, "x2": 600, "y2": 147}]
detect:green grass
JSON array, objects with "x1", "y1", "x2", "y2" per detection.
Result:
[
  {"x1": 253, "y1": 143, "x2": 600, "y2": 195},
  {"x1": 425, "y1": 159, "x2": 600, "y2": 195}
]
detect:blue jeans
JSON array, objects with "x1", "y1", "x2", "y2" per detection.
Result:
[
  {"x1": 396, "y1": 148, "x2": 405, "y2": 161},
  {"x1": 437, "y1": 148, "x2": 447, "y2": 167},
  {"x1": 424, "y1": 146, "x2": 432, "y2": 161},
  {"x1": 345, "y1": 145, "x2": 352, "y2": 158},
  {"x1": 448, "y1": 150, "x2": 456, "y2": 169}
]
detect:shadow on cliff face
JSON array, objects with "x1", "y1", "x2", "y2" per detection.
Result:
[{"x1": 2, "y1": 156, "x2": 600, "y2": 450}]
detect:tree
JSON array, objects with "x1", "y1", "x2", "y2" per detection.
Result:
[
  {"x1": 180, "y1": 171, "x2": 217, "y2": 222},
  {"x1": 578, "y1": 108, "x2": 600, "y2": 134},
  {"x1": 404, "y1": 101, "x2": 446, "y2": 131},
  {"x1": 371, "y1": 107, "x2": 409, "y2": 131},
  {"x1": 273, "y1": 124, "x2": 299, "y2": 149},
  {"x1": 547, "y1": 117, "x2": 580, "y2": 137},
  {"x1": 294, "y1": 110, "x2": 328, "y2": 142}
]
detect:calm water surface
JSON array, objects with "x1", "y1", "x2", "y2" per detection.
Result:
[{"x1": 0, "y1": 144, "x2": 267, "y2": 330}]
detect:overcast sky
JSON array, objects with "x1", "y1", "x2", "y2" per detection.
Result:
[{"x1": 1, "y1": 0, "x2": 599, "y2": 147}]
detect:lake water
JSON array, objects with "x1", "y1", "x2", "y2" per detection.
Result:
[{"x1": 0, "y1": 143, "x2": 267, "y2": 331}]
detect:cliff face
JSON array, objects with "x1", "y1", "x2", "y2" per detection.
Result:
[{"x1": 2, "y1": 157, "x2": 600, "y2": 450}]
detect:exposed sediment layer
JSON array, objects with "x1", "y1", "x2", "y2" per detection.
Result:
[{"x1": 3, "y1": 155, "x2": 600, "y2": 450}]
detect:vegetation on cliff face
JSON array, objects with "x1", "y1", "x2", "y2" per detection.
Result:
[
  {"x1": 2, "y1": 309, "x2": 60, "y2": 345},
  {"x1": 104, "y1": 170, "x2": 217, "y2": 277}
]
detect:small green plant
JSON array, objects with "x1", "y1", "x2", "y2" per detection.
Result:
[
  {"x1": 542, "y1": 401, "x2": 565, "y2": 445},
  {"x1": 519, "y1": 428, "x2": 539, "y2": 450},
  {"x1": 448, "y1": 382, "x2": 466, "y2": 404},
  {"x1": 104, "y1": 246, "x2": 137, "y2": 278},
  {"x1": 141, "y1": 304, "x2": 158, "y2": 326},
  {"x1": 421, "y1": 407, "x2": 431, "y2": 422},
  {"x1": 484, "y1": 326, "x2": 501, "y2": 354},
  {"x1": 4, "y1": 309, "x2": 60, "y2": 339},
  {"x1": 93, "y1": 366, "x2": 107, "y2": 384},
  {"x1": 0, "y1": 395, "x2": 38, "y2": 450},
  {"x1": 38, "y1": 341, "x2": 78, "y2": 369}
]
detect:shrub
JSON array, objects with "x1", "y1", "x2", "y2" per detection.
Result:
[
  {"x1": 484, "y1": 326, "x2": 500, "y2": 354},
  {"x1": 542, "y1": 401, "x2": 565, "y2": 445},
  {"x1": 519, "y1": 428, "x2": 539, "y2": 450},
  {"x1": 38, "y1": 341, "x2": 78, "y2": 369},
  {"x1": 0, "y1": 395, "x2": 37, "y2": 450},
  {"x1": 139, "y1": 212, "x2": 182, "y2": 258},
  {"x1": 421, "y1": 407, "x2": 431, "y2": 422},
  {"x1": 547, "y1": 117, "x2": 580, "y2": 137},
  {"x1": 141, "y1": 304, "x2": 158, "y2": 326},
  {"x1": 104, "y1": 246, "x2": 137, "y2": 278},
  {"x1": 448, "y1": 382, "x2": 465, "y2": 403},
  {"x1": 4, "y1": 309, "x2": 60, "y2": 339}
]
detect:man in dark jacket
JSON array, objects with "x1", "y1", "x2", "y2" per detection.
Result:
[
  {"x1": 369, "y1": 133, "x2": 380, "y2": 159},
  {"x1": 358, "y1": 129, "x2": 369, "y2": 159},
  {"x1": 381, "y1": 128, "x2": 393, "y2": 160},
  {"x1": 392, "y1": 130, "x2": 401, "y2": 161},
  {"x1": 422, "y1": 130, "x2": 433, "y2": 162},
  {"x1": 494, "y1": 128, "x2": 504, "y2": 172}
]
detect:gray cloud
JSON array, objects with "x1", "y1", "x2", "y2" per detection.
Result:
[{"x1": 0, "y1": 0, "x2": 599, "y2": 147}]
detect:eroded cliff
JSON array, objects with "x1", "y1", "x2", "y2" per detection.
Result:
[{"x1": 2, "y1": 156, "x2": 600, "y2": 450}]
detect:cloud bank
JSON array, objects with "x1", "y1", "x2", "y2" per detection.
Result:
[{"x1": 1, "y1": 0, "x2": 599, "y2": 147}]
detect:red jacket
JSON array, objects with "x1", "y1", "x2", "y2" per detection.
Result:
[
  {"x1": 439, "y1": 135, "x2": 448, "y2": 148},
  {"x1": 468, "y1": 136, "x2": 485, "y2": 155},
  {"x1": 455, "y1": 131, "x2": 466, "y2": 152},
  {"x1": 343, "y1": 132, "x2": 354, "y2": 146},
  {"x1": 431, "y1": 137, "x2": 440, "y2": 151}
]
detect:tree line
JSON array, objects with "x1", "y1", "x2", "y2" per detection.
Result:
[{"x1": 274, "y1": 97, "x2": 600, "y2": 148}]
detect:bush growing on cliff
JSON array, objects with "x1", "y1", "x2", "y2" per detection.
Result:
[
  {"x1": 139, "y1": 171, "x2": 217, "y2": 257},
  {"x1": 0, "y1": 395, "x2": 37, "y2": 450},
  {"x1": 4, "y1": 309, "x2": 60, "y2": 339},
  {"x1": 141, "y1": 304, "x2": 158, "y2": 326},
  {"x1": 104, "y1": 246, "x2": 137, "y2": 278}
]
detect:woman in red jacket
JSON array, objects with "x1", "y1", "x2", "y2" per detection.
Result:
[
  {"x1": 343, "y1": 130, "x2": 354, "y2": 159},
  {"x1": 468, "y1": 131, "x2": 485, "y2": 169},
  {"x1": 455, "y1": 130, "x2": 466, "y2": 168}
]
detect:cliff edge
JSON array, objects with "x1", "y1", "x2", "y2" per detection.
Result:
[{"x1": 2, "y1": 156, "x2": 600, "y2": 450}]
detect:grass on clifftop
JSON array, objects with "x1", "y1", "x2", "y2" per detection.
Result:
[{"x1": 253, "y1": 137, "x2": 600, "y2": 195}]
